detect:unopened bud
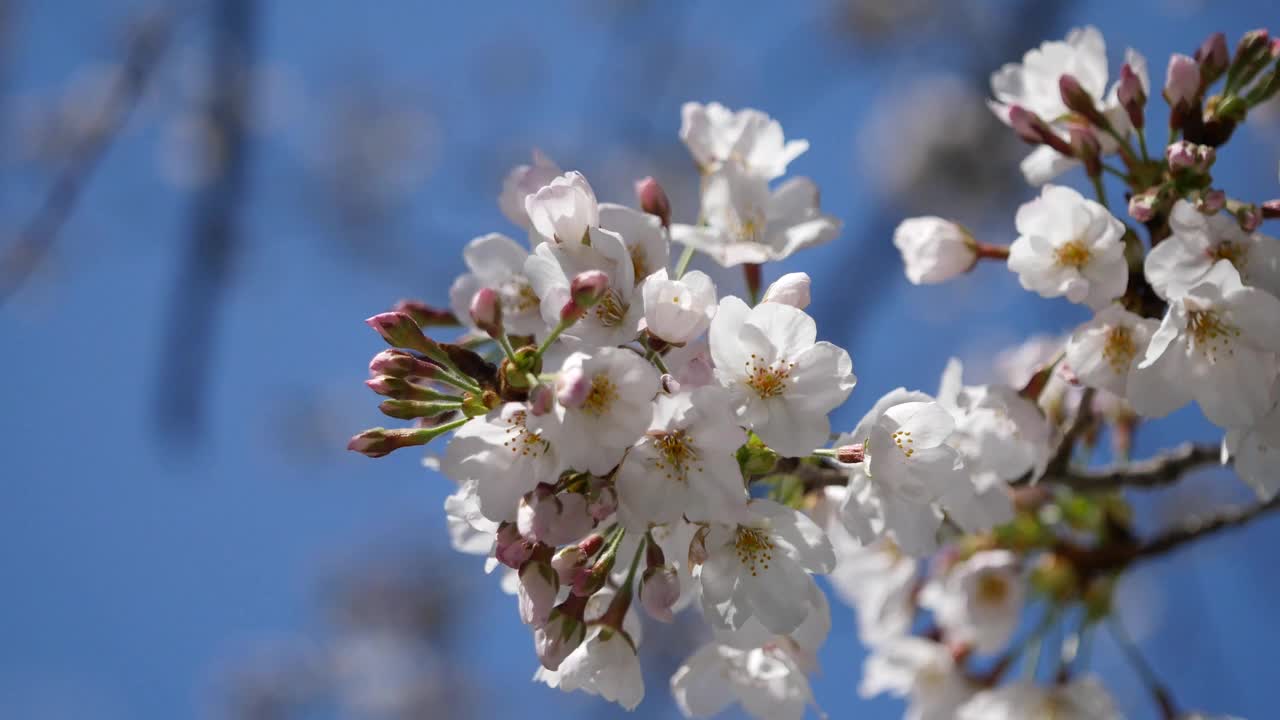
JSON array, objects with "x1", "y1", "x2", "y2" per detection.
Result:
[
  {"x1": 495, "y1": 522, "x2": 535, "y2": 569},
  {"x1": 660, "y1": 373, "x2": 681, "y2": 394},
  {"x1": 346, "y1": 423, "x2": 458, "y2": 458},
  {"x1": 469, "y1": 287, "x2": 503, "y2": 338},
  {"x1": 1116, "y1": 63, "x2": 1147, "y2": 130},
  {"x1": 1198, "y1": 189, "x2": 1227, "y2": 214},
  {"x1": 556, "y1": 366, "x2": 591, "y2": 409},
  {"x1": 1195, "y1": 32, "x2": 1230, "y2": 87},
  {"x1": 552, "y1": 535, "x2": 604, "y2": 585},
  {"x1": 1262, "y1": 199, "x2": 1280, "y2": 219},
  {"x1": 570, "y1": 270, "x2": 610, "y2": 308},
  {"x1": 527, "y1": 384, "x2": 554, "y2": 416},
  {"x1": 574, "y1": 551, "x2": 614, "y2": 597},
  {"x1": 634, "y1": 176, "x2": 672, "y2": 228},
  {"x1": 760, "y1": 272, "x2": 811, "y2": 309},
  {"x1": 1069, "y1": 125, "x2": 1102, "y2": 178},
  {"x1": 639, "y1": 565, "x2": 681, "y2": 623},
  {"x1": 1007, "y1": 105, "x2": 1073, "y2": 156},
  {"x1": 378, "y1": 399, "x2": 460, "y2": 421},
  {"x1": 535, "y1": 604, "x2": 586, "y2": 671},
  {"x1": 1165, "y1": 140, "x2": 1215, "y2": 173},
  {"x1": 836, "y1": 443, "x2": 865, "y2": 464},
  {"x1": 1128, "y1": 186, "x2": 1166, "y2": 223},
  {"x1": 392, "y1": 299, "x2": 458, "y2": 327},
  {"x1": 1058, "y1": 74, "x2": 1105, "y2": 126},
  {"x1": 1237, "y1": 204, "x2": 1262, "y2": 233},
  {"x1": 1164, "y1": 54, "x2": 1201, "y2": 111},
  {"x1": 369, "y1": 349, "x2": 419, "y2": 378},
  {"x1": 1030, "y1": 553, "x2": 1079, "y2": 603},
  {"x1": 517, "y1": 486, "x2": 595, "y2": 547},
  {"x1": 365, "y1": 374, "x2": 456, "y2": 401},
  {"x1": 587, "y1": 478, "x2": 617, "y2": 521},
  {"x1": 365, "y1": 312, "x2": 445, "y2": 361}
]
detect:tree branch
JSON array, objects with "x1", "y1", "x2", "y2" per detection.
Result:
[
  {"x1": 1131, "y1": 494, "x2": 1280, "y2": 563},
  {"x1": 1049, "y1": 443, "x2": 1220, "y2": 492},
  {"x1": 0, "y1": 9, "x2": 176, "y2": 305}
]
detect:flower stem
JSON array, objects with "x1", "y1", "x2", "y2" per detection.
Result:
[
  {"x1": 536, "y1": 316, "x2": 577, "y2": 357},
  {"x1": 673, "y1": 245, "x2": 695, "y2": 279},
  {"x1": 1108, "y1": 614, "x2": 1178, "y2": 719},
  {"x1": 1090, "y1": 175, "x2": 1110, "y2": 211}
]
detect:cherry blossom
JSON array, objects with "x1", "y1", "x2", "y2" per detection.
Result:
[
  {"x1": 1146, "y1": 199, "x2": 1280, "y2": 300},
  {"x1": 893, "y1": 216, "x2": 978, "y2": 285},
  {"x1": 448, "y1": 233, "x2": 545, "y2": 337},
  {"x1": 1065, "y1": 303, "x2": 1160, "y2": 397},
  {"x1": 679, "y1": 101, "x2": 809, "y2": 179},
  {"x1": 1008, "y1": 184, "x2": 1128, "y2": 309}
]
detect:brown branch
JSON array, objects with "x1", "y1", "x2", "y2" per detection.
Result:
[
  {"x1": 1049, "y1": 443, "x2": 1220, "y2": 492},
  {"x1": 1131, "y1": 494, "x2": 1280, "y2": 563},
  {"x1": 0, "y1": 8, "x2": 176, "y2": 305}
]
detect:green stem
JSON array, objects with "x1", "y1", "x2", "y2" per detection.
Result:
[
  {"x1": 495, "y1": 331, "x2": 520, "y2": 365},
  {"x1": 648, "y1": 350, "x2": 670, "y2": 375},
  {"x1": 673, "y1": 245, "x2": 696, "y2": 279},
  {"x1": 1101, "y1": 163, "x2": 1129, "y2": 181},
  {"x1": 1136, "y1": 127, "x2": 1151, "y2": 163},
  {"x1": 536, "y1": 315, "x2": 577, "y2": 357},
  {"x1": 1022, "y1": 607, "x2": 1059, "y2": 680},
  {"x1": 1090, "y1": 175, "x2": 1110, "y2": 211},
  {"x1": 1108, "y1": 614, "x2": 1178, "y2": 719}
]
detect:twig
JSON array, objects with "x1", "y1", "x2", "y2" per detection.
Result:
[
  {"x1": 1131, "y1": 494, "x2": 1280, "y2": 562},
  {"x1": 1050, "y1": 443, "x2": 1220, "y2": 492},
  {"x1": 1108, "y1": 613, "x2": 1178, "y2": 720},
  {"x1": 0, "y1": 9, "x2": 176, "y2": 305}
]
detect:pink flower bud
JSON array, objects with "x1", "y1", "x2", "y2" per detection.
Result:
[
  {"x1": 518, "y1": 560, "x2": 560, "y2": 627},
  {"x1": 1116, "y1": 63, "x2": 1146, "y2": 130},
  {"x1": 1006, "y1": 105, "x2": 1073, "y2": 156},
  {"x1": 1166, "y1": 141, "x2": 1215, "y2": 173},
  {"x1": 1128, "y1": 187, "x2": 1164, "y2": 223},
  {"x1": 1069, "y1": 125, "x2": 1102, "y2": 177},
  {"x1": 468, "y1": 287, "x2": 503, "y2": 337},
  {"x1": 569, "y1": 270, "x2": 610, "y2": 308},
  {"x1": 1197, "y1": 189, "x2": 1227, "y2": 214},
  {"x1": 556, "y1": 366, "x2": 591, "y2": 409},
  {"x1": 587, "y1": 479, "x2": 617, "y2": 522},
  {"x1": 634, "y1": 176, "x2": 671, "y2": 228},
  {"x1": 760, "y1": 272, "x2": 811, "y2": 309},
  {"x1": 639, "y1": 566, "x2": 681, "y2": 623},
  {"x1": 1262, "y1": 199, "x2": 1280, "y2": 219},
  {"x1": 836, "y1": 443, "x2": 866, "y2": 464},
  {"x1": 1058, "y1": 74, "x2": 1104, "y2": 125},
  {"x1": 660, "y1": 373, "x2": 681, "y2": 394},
  {"x1": 1164, "y1": 54, "x2": 1201, "y2": 109},
  {"x1": 368, "y1": 349, "x2": 415, "y2": 377},
  {"x1": 1196, "y1": 32, "x2": 1229, "y2": 85},
  {"x1": 527, "y1": 384, "x2": 554, "y2": 416},
  {"x1": 518, "y1": 486, "x2": 595, "y2": 546},
  {"x1": 392, "y1": 299, "x2": 459, "y2": 328},
  {"x1": 346, "y1": 425, "x2": 454, "y2": 458},
  {"x1": 1237, "y1": 204, "x2": 1262, "y2": 233},
  {"x1": 365, "y1": 312, "x2": 443, "y2": 359},
  {"x1": 495, "y1": 522, "x2": 534, "y2": 569}
]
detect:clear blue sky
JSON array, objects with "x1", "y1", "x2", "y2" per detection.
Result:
[{"x1": 2, "y1": 1, "x2": 1278, "y2": 718}]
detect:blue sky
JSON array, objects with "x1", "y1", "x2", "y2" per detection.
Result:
[{"x1": 2, "y1": 1, "x2": 1279, "y2": 718}]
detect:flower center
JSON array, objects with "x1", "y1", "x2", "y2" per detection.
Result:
[
  {"x1": 1054, "y1": 239, "x2": 1092, "y2": 269},
  {"x1": 976, "y1": 573, "x2": 1010, "y2": 606},
  {"x1": 733, "y1": 527, "x2": 775, "y2": 577},
  {"x1": 1210, "y1": 240, "x2": 1248, "y2": 271},
  {"x1": 1187, "y1": 309, "x2": 1240, "y2": 363},
  {"x1": 890, "y1": 429, "x2": 915, "y2": 458},
  {"x1": 499, "y1": 279, "x2": 540, "y2": 314},
  {"x1": 501, "y1": 410, "x2": 550, "y2": 458},
  {"x1": 1102, "y1": 325, "x2": 1137, "y2": 374},
  {"x1": 651, "y1": 429, "x2": 702, "y2": 483},
  {"x1": 582, "y1": 374, "x2": 619, "y2": 416},
  {"x1": 593, "y1": 289, "x2": 627, "y2": 327},
  {"x1": 744, "y1": 353, "x2": 794, "y2": 399}
]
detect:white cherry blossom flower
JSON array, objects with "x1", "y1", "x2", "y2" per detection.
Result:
[
  {"x1": 671, "y1": 163, "x2": 841, "y2": 267},
  {"x1": 499, "y1": 150, "x2": 562, "y2": 229},
  {"x1": 443, "y1": 479, "x2": 498, "y2": 557},
  {"x1": 680, "y1": 101, "x2": 809, "y2": 179},
  {"x1": 554, "y1": 625, "x2": 644, "y2": 710},
  {"x1": 989, "y1": 26, "x2": 1148, "y2": 185},
  {"x1": 439, "y1": 402, "x2": 561, "y2": 523},
  {"x1": 640, "y1": 269, "x2": 717, "y2": 346},
  {"x1": 1224, "y1": 385, "x2": 1280, "y2": 500},
  {"x1": 1146, "y1": 199, "x2": 1280, "y2": 300},
  {"x1": 861, "y1": 636, "x2": 974, "y2": 720},
  {"x1": 671, "y1": 643, "x2": 813, "y2": 720},
  {"x1": 1129, "y1": 260, "x2": 1280, "y2": 428},
  {"x1": 551, "y1": 348, "x2": 659, "y2": 474},
  {"x1": 525, "y1": 171, "x2": 600, "y2": 245},
  {"x1": 893, "y1": 217, "x2": 978, "y2": 285},
  {"x1": 760, "y1": 272, "x2": 810, "y2": 309},
  {"x1": 1065, "y1": 304, "x2": 1159, "y2": 397},
  {"x1": 448, "y1": 233, "x2": 545, "y2": 337},
  {"x1": 709, "y1": 578, "x2": 830, "y2": 668},
  {"x1": 599, "y1": 203, "x2": 670, "y2": 283},
  {"x1": 524, "y1": 227, "x2": 643, "y2": 346},
  {"x1": 1008, "y1": 184, "x2": 1128, "y2": 309},
  {"x1": 665, "y1": 338, "x2": 717, "y2": 389},
  {"x1": 709, "y1": 296, "x2": 855, "y2": 457},
  {"x1": 920, "y1": 550, "x2": 1023, "y2": 654},
  {"x1": 957, "y1": 676, "x2": 1120, "y2": 720},
  {"x1": 938, "y1": 358, "x2": 1053, "y2": 484},
  {"x1": 836, "y1": 389, "x2": 978, "y2": 556},
  {"x1": 697, "y1": 499, "x2": 836, "y2": 636},
  {"x1": 615, "y1": 386, "x2": 749, "y2": 530}
]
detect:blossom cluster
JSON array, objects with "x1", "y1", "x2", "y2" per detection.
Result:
[{"x1": 347, "y1": 25, "x2": 1280, "y2": 720}]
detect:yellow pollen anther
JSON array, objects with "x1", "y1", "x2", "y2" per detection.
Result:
[
  {"x1": 734, "y1": 527, "x2": 776, "y2": 577},
  {"x1": 744, "y1": 353, "x2": 795, "y2": 399},
  {"x1": 1103, "y1": 325, "x2": 1137, "y2": 374},
  {"x1": 651, "y1": 429, "x2": 702, "y2": 483},
  {"x1": 593, "y1": 289, "x2": 627, "y2": 327},
  {"x1": 1054, "y1": 239, "x2": 1092, "y2": 269},
  {"x1": 976, "y1": 573, "x2": 1010, "y2": 606},
  {"x1": 499, "y1": 410, "x2": 550, "y2": 458},
  {"x1": 582, "y1": 374, "x2": 619, "y2": 416},
  {"x1": 1187, "y1": 310, "x2": 1241, "y2": 364}
]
